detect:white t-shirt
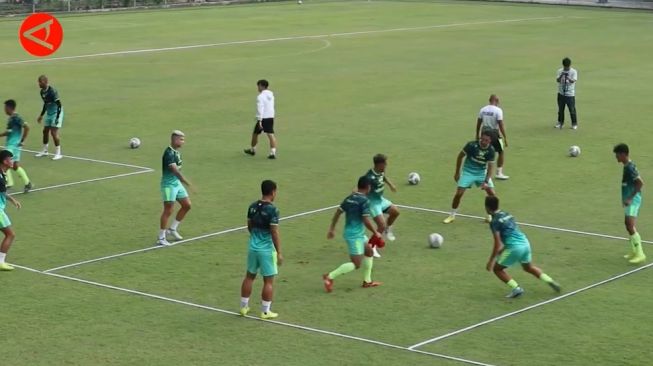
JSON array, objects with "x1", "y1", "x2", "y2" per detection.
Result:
[
  {"x1": 557, "y1": 67, "x2": 578, "y2": 97},
  {"x1": 256, "y1": 90, "x2": 275, "y2": 120},
  {"x1": 478, "y1": 105, "x2": 504, "y2": 131}
]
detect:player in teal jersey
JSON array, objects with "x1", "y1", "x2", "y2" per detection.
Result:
[
  {"x1": 157, "y1": 131, "x2": 193, "y2": 246},
  {"x1": 485, "y1": 196, "x2": 560, "y2": 298},
  {"x1": 444, "y1": 131, "x2": 496, "y2": 224},
  {"x1": 35, "y1": 75, "x2": 64, "y2": 160},
  {"x1": 323, "y1": 176, "x2": 383, "y2": 292},
  {"x1": 0, "y1": 150, "x2": 23, "y2": 271},
  {"x1": 364, "y1": 154, "x2": 400, "y2": 257},
  {"x1": 240, "y1": 180, "x2": 283, "y2": 320},
  {"x1": 614, "y1": 143, "x2": 646, "y2": 264},
  {"x1": 0, "y1": 100, "x2": 32, "y2": 193}
]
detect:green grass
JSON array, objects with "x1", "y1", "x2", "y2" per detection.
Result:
[{"x1": 1, "y1": 1, "x2": 652, "y2": 365}]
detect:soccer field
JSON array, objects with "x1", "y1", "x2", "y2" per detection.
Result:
[{"x1": 1, "y1": 1, "x2": 652, "y2": 365}]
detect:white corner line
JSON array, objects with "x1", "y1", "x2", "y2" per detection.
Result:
[
  {"x1": 408, "y1": 261, "x2": 653, "y2": 350},
  {"x1": 43, "y1": 205, "x2": 339, "y2": 273},
  {"x1": 0, "y1": 16, "x2": 564, "y2": 66},
  {"x1": 396, "y1": 204, "x2": 653, "y2": 244},
  {"x1": 15, "y1": 147, "x2": 153, "y2": 171}
]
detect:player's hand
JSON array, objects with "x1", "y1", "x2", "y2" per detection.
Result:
[
  {"x1": 503, "y1": 140, "x2": 508, "y2": 148},
  {"x1": 623, "y1": 198, "x2": 632, "y2": 207},
  {"x1": 12, "y1": 200, "x2": 21, "y2": 209},
  {"x1": 481, "y1": 182, "x2": 489, "y2": 190},
  {"x1": 486, "y1": 260, "x2": 494, "y2": 272},
  {"x1": 389, "y1": 184, "x2": 397, "y2": 193},
  {"x1": 454, "y1": 173, "x2": 460, "y2": 182},
  {"x1": 327, "y1": 230, "x2": 335, "y2": 239},
  {"x1": 37, "y1": 116, "x2": 42, "y2": 124},
  {"x1": 277, "y1": 253, "x2": 284, "y2": 266}
]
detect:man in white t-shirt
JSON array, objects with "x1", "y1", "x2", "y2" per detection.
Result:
[
  {"x1": 244, "y1": 79, "x2": 277, "y2": 159},
  {"x1": 476, "y1": 94, "x2": 509, "y2": 180},
  {"x1": 555, "y1": 57, "x2": 578, "y2": 130}
]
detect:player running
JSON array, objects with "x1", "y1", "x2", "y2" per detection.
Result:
[
  {"x1": 244, "y1": 79, "x2": 277, "y2": 159},
  {"x1": 157, "y1": 130, "x2": 193, "y2": 246},
  {"x1": 613, "y1": 144, "x2": 646, "y2": 264},
  {"x1": 1, "y1": 100, "x2": 32, "y2": 193},
  {"x1": 476, "y1": 94, "x2": 509, "y2": 180},
  {"x1": 364, "y1": 154, "x2": 400, "y2": 258},
  {"x1": 485, "y1": 196, "x2": 561, "y2": 298},
  {"x1": 0, "y1": 150, "x2": 22, "y2": 271},
  {"x1": 323, "y1": 176, "x2": 383, "y2": 293},
  {"x1": 239, "y1": 180, "x2": 283, "y2": 319},
  {"x1": 35, "y1": 75, "x2": 64, "y2": 160},
  {"x1": 444, "y1": 131, "x2": 496, "y2": 224}
]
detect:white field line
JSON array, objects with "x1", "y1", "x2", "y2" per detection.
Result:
[
  {"x1": 8, "y1": 169, "x2": 153, "y2": 197},
  {"x1": 397, "y1": 204, "x2": 653, "y2": 244},
  {"x1": 16, "y1": 147, "x2": 153, "y2": 171},
  {"x1": 408, "y1": 261, "x2": 653, "y2": 349},
  {"x1": 43, "y1": 205, "x2": 339, "y2": 273},
  {"x1": 0, "y1": 16, "x2": 564, "y2": 66}
]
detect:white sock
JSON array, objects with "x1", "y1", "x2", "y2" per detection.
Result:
[
  {"x1": 270, "y1": 148, "x2": 276, "y2": 155},
  {"x1": 451, "y1": 209, "x2": 458, "y2": 217},
  {"x1": 0, "y1": 252, "x2": 5, "y2": 264},
  {"x1": 262, "y1": 300, "x2": 272, "y2": 313},
  {"x1": 387, "y1": 225, "x2": 393, "y2": 233},
  {"x1": 170, "y1": 220, "x2": 181, "y2": 231},
  {"x1": 240, "y1": 297, "x2": 249, "y2": 308},
  {"x1": 55, "y1": 146, "x2": 61, "y2": 155},
  {"x1": 497, "y1": 167, "x2": 503, "y2": 175},
  {"x1": 158, "y1": 229, "x2": 166, "y2": 240},
  {"x1": 251, "y1": 146, "x2": 256, "y2": 152},
  {"x1": 42, "y1": 144, "x2": 48, "y2": 152}
]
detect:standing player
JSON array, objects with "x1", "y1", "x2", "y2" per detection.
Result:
[
  {"x1": 1, "y1": 100, "x2": 32, "y2": 193},
  {"x1": 614, "y1": 144, "x2": 646, "y2": 264},
  {"x1": 35, "y1": 75, "x2": 64, "y2": 160},
  {"x1": 555, "y1": 57, "x2": 579, "y2": 129},
  {"x1": 244, "y1": 79, "x2": 277, "y2": 159},
  {"x1": 239, "y1": 180, "x2": 283, "y2": 319},
  {"x1": 0, "y1": 150, "x2": 22, "y2": 271},
  {"x1": 485, "y1": 196, "x2": 561, "y2": 298},
  {"x1": 323, "y1": 176, "x2": 383, "y2": 293},
  {"x1": 443, "y1": 131, "x2": 496, "y2": 224},
  {"x1": 157, "y1": 131, "x2": 192, "y2": 246},
  {"x1": 476, "y1": 94, "x2": 509, "y2": 180},
  {"x1": 364, "y1": 154, "x2": 400, "y2": 257}
]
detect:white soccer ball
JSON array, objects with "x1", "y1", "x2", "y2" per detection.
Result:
[
  {"x1": 569, "y1": 145, "x2": 581, "y2": 157},
  {"x1": 408, "y1": 172, "x2": 421, "y2": 185},
  {"x1": 297, "y1": 0, "x2": 302, "y2": 3},
  {"x1": 428, "y1": 233, "x2": 444, "y2": 248},
  {"x1": 129, "y1": 137, "x2": 141, "y2": 149}
]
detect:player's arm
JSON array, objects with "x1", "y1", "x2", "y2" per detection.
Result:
[
  {"x1": 383, "y1": 175, "x2": 397, "y2": 193},
  {"x1": 327, "y1": 208, "x2": 343, "y2": 239},
  {"x1": 168, "y1": 163, "x2": 191, "y2": 187},
  {"x1": 20, "y1": 123, "x2": 30, "y2": 146},
  {"x1": 555, "y1": 70, "x2": 563, "y2": 83},
  {"x1": 271, "y1": 224, "x2": 282, "y2": 265},
  {"x1": 625, "y1": 177, "x2": 644, "y2": 206},
  {"x1": 247, "y1": 219, "x2": 252, "y2": 233},
  {"x1": 362, "y1": 215, "x2": 381, "y2": 238},
  {"x1": 476, "y1": 118, "x2": 482, "y2": 139},
  {"x1": 567, "y1": 70, "x2": 577, "y2": 84},
  {"x1": 498, "y1": 121, "x2": 507, "y2": 147},
  {"x1": 454, "y1": 150, "x2": 465, "y2": 181},
  {"x1": 55, "y1": 100, "x2": 62, "y2": 120},
  {"x1": 256, "y1": 95, "x2": 264, "y2": 125},
  {"x1": 486, "y1": 231, "x2": 503, "y2": 271},
  {"x1": 484, "y1": 162, "x2": 495, "y2": 187}
]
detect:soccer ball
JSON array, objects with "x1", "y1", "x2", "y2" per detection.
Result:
[
  {"x1": 129, "y1": 137, "x2": 141, "y2": 149},
  {"x1": 297, "y1": 0, "x2": 302, "y2": 3},
  {"x1": 428, "y1": 233, "x2": 444, "y2": 249},
  {"x1": 569, "y1": 145, "x2": 581, "y2": 157},
  {"x1": 408, "y1": 172, "x2": 421, "y2": 185}
]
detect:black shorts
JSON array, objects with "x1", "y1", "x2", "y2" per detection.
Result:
[
  {"x1": 253, "y1": 118, "x2": 274, "y2": 134},
  {"x1": 483, "y1": 129, "x2": 503, "y2": 153}
]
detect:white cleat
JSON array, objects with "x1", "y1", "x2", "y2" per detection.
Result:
[
  {"x1": 571, "y1": 125, "x2": 578, "y2": 130},
  {"x1": 166, "y1": 229, "x2": 183, "y2": 241},
  {"x1": 35, "y1": 151, "x2": 48, "y2": 157},
  {"x1": 52, "y1": 154, "x2": 63, "y2": 161},
  {"x1": 554, "y1": 123, "x2": 562, "y2": 129},
  {"x1": 495, "y1": 173, "x2": 510, "y2": 180},
  {"x1": 155, "y1": 238, "x2": 171, "y2": 246},
  {"x1": 372, "y1": 246, "x2": 382, "y2": 258},
  {"x1": 384, "y1": 229, "x2": 396, "y2": 242}
]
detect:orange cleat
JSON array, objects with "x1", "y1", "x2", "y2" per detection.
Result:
[
  {"x1": 323, "y1": 274, "x2": 334, "y2": 293},
  {"x1": 362, "y1": 281, "x2": 382, "y2": 288}
]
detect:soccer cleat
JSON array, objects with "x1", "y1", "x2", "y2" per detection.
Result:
[
  {"x1": 505, "y1": 287, "x2": 524, "y2": 298},
  {"x1": 166, "y1": 229, "x2": 183, "y2": 241},
  {"x1": 554, "y1": 123, "x2": 562, "y2": 129},
  {"x1": 362, "y1": 281, "x2": 382, "y2": 288},
  {"x1": 571, "y1": 125, "x2": 578, "y2": 130},
  {"x1": 0, "y1": 262, "x2": 15, "y2": 271},
  {"x1": 548, "y1": 281, "x2": 562, "y2": 293},
  {"x1": 239, "y1": 306, "x2": 250, "y2": 317},
  {"x1": 624, "y1": 252, "x2": 636, "y2": 259},
  {"x1": 244, "y1": 148, "x2": 255, "y2": 156},
  {"x1": 322, "y1": 274, "x2": 334, "y2": 293},
  {"x1": 372, "y1": 246, "x2": 382, "y2": 258},
  {"x1": 629, "y1": 254, "x2": 647, "y2": 265},
  {"x1": 35, "y1": 150, "x2": 48, "y2": 157},
  {"x1": 443, "y1": 215, "x2": 456, "y2": 224},
  {"x1": 52, "y1": 154, "x2": 63, "y2": 161},
  {"x1": 495, "y1": 173, "x2": 510, "y2": 180},
  {"x1": 384, "y1": 229, "x2": 396, "y2": 242},
  {"x1": 267, "y1": 154, "x2": 276, "y2": 160},
  {"x1": 155, "y1": 238, "x2": 171, "y2": 246},
  {"x1": 24, "y1": 182, "x2": 33, "y2": 194},
  {"x1": 261, "y1": 311, "x2": 279, "y2": 320}
]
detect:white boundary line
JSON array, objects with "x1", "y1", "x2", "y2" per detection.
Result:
[
  {"x1": 17, "y1": 147, "x2": 153, "y2": 171},
  {"x1": 13, "y1": 263, "x2": 496, "y2": 366},
  {"x1": 43, "y1": 205, "x2": 339, "y2": 273},
  {"x1": 0, "y1": 16, "x2": 564, "y2": 66},
  {"x1": 397, "y1": 204, "x2": 653, "y2": 244},
  {"x1": 408, "y1": 261, "x2": 653, "y2": 349}
]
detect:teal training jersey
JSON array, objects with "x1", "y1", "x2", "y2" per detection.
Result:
[
  {"x1": 0, "y1": 171, "x2": 7, "y2": 210},
  {"x1": 40, "y1": 86, "x2": 60, "y2": 115},
  {"x1": 462, "y1": 141, "x2": 496, "y2": 175},
  {"x1": 247, "y1": 200, "x2": 280, "y2": 252},
  {"x1": 489, "y1": 211, "x2": 530, "y2": 249},
  {"x1": 6, "y1": 114, "x2": 25, "y2": 146},
  {"x1": 622, "y1": 161, "x2": 641, "y2": 201},
  {"x1": 365, "y1": 169, "x2": 385, "y2": 201},
  {"x1": 339, "y1": 192, "x2": 371, "y2": 238},
  {"x1": 161, "y1": 146, "x2": 182, "y2": 186}
]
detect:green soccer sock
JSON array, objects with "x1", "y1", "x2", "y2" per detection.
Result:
[
  {"x1": 631, "y1": 232, "x2": 644, "y2": 256},
  {"x1": 362, "y1": 257, "x2": 373, "y2": 283},
  {"x1": 15, "y1": 167, "x2": 29, "y2": 185},
  {"x1": 328, "y1": 262, "x2": 356, "y2": 280},
  {"x1": 539, "y1": 273, "x2": 554, "y2": 284},
  {"x1": 5, "y1": 170, "x2": 14, "y2": 187},
  {"x1": 506, "y1": 279, "x2": 519, "y2": 289}
]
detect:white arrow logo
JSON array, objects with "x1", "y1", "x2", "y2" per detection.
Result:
[{"x1": 22, "y1": 19, "x2": 54, "y2": 50}]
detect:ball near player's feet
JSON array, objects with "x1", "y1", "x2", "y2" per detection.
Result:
[
  {"x1": 408, "y1": 172, "x2": 420, "y2": 185},
  {"x1": 428, "y1": 233, "x2": 443, "y2": 248}
]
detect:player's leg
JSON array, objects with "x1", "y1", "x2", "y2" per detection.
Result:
[
  {"x1": 50, "y1": 126, "x2": 63, "y2": 160},
  {"x1": 625, "y1": 201, "x2": 646, "y2": 263},
  {"x1": 167, "y1": 187, "x2": 190, "y2": 241},
  {"x1": 384, "y1": 200, "x2": 399, "y2": 241},
  {"x1": 4, "y1": 167, "x2": 14, "y2": 189},
  {"x1": 568, "y1": 96, "x2": 578, "y2": 129},
  {"x1": 370, "y1": 201, "x2": 385, "y2": 257},
  {"x1": 157, "y1": 198, "x2": 175, "y2": 246},
  {"x1": 0, "y1": 215, "x2": 15, "y2": 271},
  {"x1": 260, "y1": 251, "x2": 279, "y2": 319},
  {"x1": 264, "y1": 119, "x2": 277, "y2": 159},
  {"x1": 239, "y1": 261, "x2": 257, "y2": 316},
  {"x1": 11, "y1": 150, "x2": 32, "y2": 193},
  {"x1": 244, "y1": 121, "x2": 262, "y2": 156},
  {"x1": 521, "y1": 261, "x2": 561, "y2": 293},
  {"x1": 444, "y1": 187, "x2": 466, "y2": 224},
  {"x1": 36, "y1": 126, "x2": 50, "y2": 157},
  {"x1": 361, "y1": 243, "x2": 381, "y2": 288},
  {"x1": 323, "y1": 238, "x2": 363, "y2": 292},
  {"x1": 495, "y1": 139, "x2": 509, "y2": 180},
  {"x1": 555, "y1": 93, "x2": 565, "y2": 128},
  {"x1": 493, "y1": 253, "x2": 523, "y2": 298}
]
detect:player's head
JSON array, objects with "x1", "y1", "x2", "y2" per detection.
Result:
[
  {"x1": 261, "y1": 179, "x2": 277, "y2": 200},
  {"x1": 613, "y1": 143, "x2": 630, "y2": 163},
  {"x1": 373, "y1": 153, "x2": 387, "y2": 172},
  {"x1": 257, "y1": 79, "x2": 269, "y2": 92},
  {"x1": 171, "y1": 130, "x2": 185, "y2": 148},
  {"x1": 479, "y1": 131, "x2": 493, "y2": 149},
  {"x1": 562, "y1": 57, "x2": 572, "y2": 69},
  {"x1": 357, "y1": 176, "x2": 371, "y2": 194},
  {"x1": 485, "y1": 195, "x2": 500, "y2": 214},
  {"x1": 3, "y1": 99, "x2": 16, "y2": 116},
  {"x1": 38, "y1": 75, "x2": 48, "y2": 89},
  {"x1": 0, "y1": 149, "x2": 14, "y2": 169},
  {"x1": 489, "y1": 94, "x2": 499, "y2": 105}
]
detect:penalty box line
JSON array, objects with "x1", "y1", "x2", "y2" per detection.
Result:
[{"x1": 12, "y1": 263, "x2": 496, "y2": 366}]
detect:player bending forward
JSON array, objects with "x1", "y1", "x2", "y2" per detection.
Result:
[
  {"x1": 1, "y1": 100, "x2": 32, "y2": 193},
  {"x1": 323, "y1": 176, "x2": 383, "y2": 292},
  {"x1": 0, "y1": 150, "x2": 22, "y2": 271},
  {"x1": 240, "y1": 180, "x2": 283, "y2": 319},
  {"x1": 485, "y1": 196, "x2": 561, "y2": 298},
  {"x1": 364, "y1": 154, "x2": 400, "y2": 257}
]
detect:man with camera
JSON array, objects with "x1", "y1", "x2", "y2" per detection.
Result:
[{"x1": 555, "y1": 57, "x2": 579, "y2": 130}]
